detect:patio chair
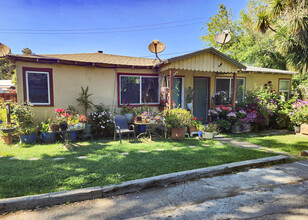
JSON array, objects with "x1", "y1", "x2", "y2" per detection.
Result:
[{"x1": 114, "y1": 115, "x2": 136, "y2": 144}]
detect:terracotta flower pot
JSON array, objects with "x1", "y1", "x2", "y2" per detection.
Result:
[
  {"x1": 171, "y1": 128, "x2": 185, "y2": 140},
  {"x1": 2, "y1": 135, "x2": 12, "y2": 145}
]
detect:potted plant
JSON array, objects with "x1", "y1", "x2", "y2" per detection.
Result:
[
  {"x1": 0, "y1": 122, "x2": 16, "y2": 145},
  {"x1": 164, "y1": 107, "x2": 191, "y2": 140},
  {"x1": 186, "y1": 87, "x2": 194, "y2": 111},
  {"x1": 121, "y1": 101, "x2": 135, "y2": 123},
  {"x1": 189, "y1": 116, "x2": 200, "y2": 133},
  {"x1": 76, "y1": 86, "x2": 94, "y2": 133},
  {"x1": 289, "y1": 99, "x2": 308, "y2": 133},
  {"x1": 11, "y1": 103, "x2": 37, "y2": 144},
  {"x1": 40, "y1": 119, "x2": 56, "y2": 143},
  {"x1": 203, "y1": 123, "x2": 219, "y2": 139}
]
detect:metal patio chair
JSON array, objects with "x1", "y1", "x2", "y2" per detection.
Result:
[{"x1": 114, "y1": 115, "x2": 136, "y2": 144}]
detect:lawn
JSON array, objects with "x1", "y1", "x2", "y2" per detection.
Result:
[
  {"x1": 0, "y1": 138, "x2": 276, "y2": 199},
  {"x1": 227, "y1": 133, "x2": 308, "y2": 155}
]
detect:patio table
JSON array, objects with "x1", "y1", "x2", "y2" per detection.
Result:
[
  {"x1": 134, "y1": 122, "x2": 165, "y2": 141},
  {"x1": 60, "y1": 128, "x2": 85, "y2": 150}
]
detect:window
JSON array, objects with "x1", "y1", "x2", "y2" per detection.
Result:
[
  {"x1": 119, "y1": 74, "x2": 159, "y2": 105},
  {"x1": 23, "y1": 67, "x2": 53, "y2": 106},
  {"x1": 215, "y1": 77, "x2": 245, "y2": 103},
  {"x1": 279, "y1": 79, "x2": 290, "y2": 99}
]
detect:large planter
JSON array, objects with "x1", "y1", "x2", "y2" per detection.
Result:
[
  {"x1": 171, "y1": 128, "x2": 185, "y2": 140},
  {"x1": 20, "y1": 133, "x2": 37, "y2": 144},
  {"x1": 243, "y1": 123, "x2": 251, "y2": 133},
  {"x1": 189, "y1": 126, "x2": 198, "y2": 133},
  {"x1": 49, "y1": 123, "x2": 60, "y2": 132},
  {"x1": 232, "y1": 125, "x2": 241, "y2": 134},
  {"x1": 264, "y1": 118, "x2": 270, "y2": 127},
  {"x1": 203, "y1": 132, "x2": 214, "y2": 139},
  {"x1": 40, "y1": 132, "x2": 56, "y2": 143},
  {"x1": 62, "y1": 131, "x2": 78, "y2": 142},
  {"x1": 124, "y1": 113, "x2": 134, "y2": 123},
  {"x1": 187, "y1": 102, "x2": 193, "y2": 111},
  {"x1": 85, "y1": 124, "x2": 91, "y2": 134},
  {"x1": 2, "y1": 135, "x2": 12, "y2": 145},
  {"x1": 295, "y1": 125, "x2": 301, "y2": 133},
  {"x1": 300, "y1": 124, "x2": 308, "y2": 135}
]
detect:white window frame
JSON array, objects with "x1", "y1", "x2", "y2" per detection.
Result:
[
  {"x1": 119, "y1": 75, "x2": 160, "y2": 105},
  {"x1": 215, "y1": 77, "x2": 246, "y2": 103},
  {"x1": 25, "y1": 71, "x2": 51, "y2": 105},
  {"x1": 279, "y1": 79, "x2": 290, "y2": 98}
]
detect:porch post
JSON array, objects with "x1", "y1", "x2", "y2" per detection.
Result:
[
  {"x1": 169, "y1": 69, "x2": 173, "y2": 110},
  {"x1": 232, "y1": 72, "x2": 237, "y2": 109}
]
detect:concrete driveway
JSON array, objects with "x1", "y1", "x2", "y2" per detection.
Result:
[{"x1": 2, "y1": 160, "x2": 308, "y2": 220}]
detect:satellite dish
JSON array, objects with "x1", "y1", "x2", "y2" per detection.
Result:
[
  {"x1": 0, "y1": 43, "x2": 10, "y2": 57},
  {"x1": 148, "y1": 40, "x2": 165, "y2": 61},
  {"x1": 214, "y1": 30, "x2": 231, "y2": 46}
]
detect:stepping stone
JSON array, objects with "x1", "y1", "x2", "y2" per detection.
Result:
[
  {"x1": 9, "y1": 157, "x2": 19, "y2": 160},
  {"x1": 139, "y1": 150, "x2": 147, "y2": 153},
  {"x1": 172, "y1": 147, "x2": 181, "y2": 150},
  {"x1": 0, "y1": 156, "x2": 3, "y2": 158},
  {"x1": 53, "y1": 157, "x2": 65, "y2": 161},
  {"x1": 202, "y1": 144, "x2": 210, "y2": 147},
  {"x1": 248, "y1": 135, "x2": 257, "y2": 137},
  {"x1": 77, "y1": 156, "x2": 87, "y2": 159},
  {"x1": 215, "y1": 142, "x2": 223, "y2": 145},
  {"x1": 120, "y1": 152, "x2": 129, "y2": 155},
  {"x1": 29, "y1": 158, "x2": 40, "y2": 161},
  {"x1": 189, "y1": 146, "x2": 196, "y2": 148},
  {"x1": 156, "y1": 149, "x2": 164, "y2": 151}
]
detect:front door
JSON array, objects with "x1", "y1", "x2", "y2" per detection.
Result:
[
  {"x1": 172, "y1": 77, "x2": 183, "y2": 108},
  {"x1": 194, "y1": 77, "x2": 209, "y2": 122}
]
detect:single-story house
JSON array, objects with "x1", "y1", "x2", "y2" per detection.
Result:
[{"x1": 6, "y1": 47, "x2": 296, "y2": 123}]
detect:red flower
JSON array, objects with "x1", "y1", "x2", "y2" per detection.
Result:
[
  {"x1": 201, "y1": 118, "x2": 203, "y2": 120},
  {"x1": 265, "y1": 116, "x2": 268, "y2": 118},
  {"x1": 284, "y1": 117, "x2": 287, "y2": 119},
  {"x1": 228, "y1": 104, "x2": 231, "y2": 107},
  {"x1": 194, "y1": 117, "x2": 197, "y2": 120}
]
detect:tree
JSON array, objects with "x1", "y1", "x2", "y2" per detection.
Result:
[
  {"x1": 255, "y1": 0, "x2": 308, "y2": 74},
  {"x1": 22, "y1": 48, "x2": 32, "y2": 55},
  {"x1": 200, "y1": 1, "x2": 287, "y2": 70},
  {"x1": 0, "y1": 58, "x2": 15, "y2": 80}
]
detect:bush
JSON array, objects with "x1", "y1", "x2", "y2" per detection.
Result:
[
  {"x1": 164, "y1": 108, "x2": 192, "y2": 128},
  {"x1": 89, "y1": 104, "x2": 114, "y2": 137},
  {"x1": 11, "y1": 103, "x2": 36, "y2": 135}
]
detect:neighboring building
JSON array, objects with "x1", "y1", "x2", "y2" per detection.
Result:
[
  {"x1": 7, "y1": 47, "x2": 296, "y2": 122},
  {"x1": 0, "y1": 80, "x2": 14, "y2": 93}
]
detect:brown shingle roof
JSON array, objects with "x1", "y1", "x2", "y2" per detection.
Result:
[{"x1": 7, "y1": 52, "x2": 160, "y2": 68}]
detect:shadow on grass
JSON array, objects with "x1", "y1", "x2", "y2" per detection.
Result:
[{"x1": 0, "y1": 138, "x2": 275, "y2": 199}]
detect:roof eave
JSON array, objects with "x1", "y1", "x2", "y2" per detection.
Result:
[{"x1": 7, "y1": 55, "x2": 155, "y2": 69}]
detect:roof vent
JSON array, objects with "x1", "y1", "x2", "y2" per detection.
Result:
[{"x1": 98, "y1": 50, "x2": 103, "y2": 53}]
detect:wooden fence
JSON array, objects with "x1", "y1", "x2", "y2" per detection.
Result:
[{"x1": 0, "y1": 93, "x2": 17, "y2": 102}]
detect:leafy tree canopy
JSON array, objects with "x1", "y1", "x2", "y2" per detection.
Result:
[{"x1": 200, "y1": 0, "x2": 307, "y2": 74}]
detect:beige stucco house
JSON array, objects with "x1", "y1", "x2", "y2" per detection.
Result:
[{"x1": 7, "y1": 47, "x2": 296, "y2": 122}]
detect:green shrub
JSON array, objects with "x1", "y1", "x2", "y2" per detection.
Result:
[{"x1": 164, "y1": 108, "x2": 192, "y2": 128}]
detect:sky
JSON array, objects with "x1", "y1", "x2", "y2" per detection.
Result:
[{"x1": 0, "y1": 0, "x2": 249, "y2": 58}]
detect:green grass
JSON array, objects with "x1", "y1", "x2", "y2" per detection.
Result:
[
  {"x1": 0, "y1": 138, "x2": 276, "y2": 199},
  {"x1": 227, "y1": 133, "x2": 308, "y2": 155}
]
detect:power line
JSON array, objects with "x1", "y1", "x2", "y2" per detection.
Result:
[
  {"x1": 0, "y1": 22, "x2": 204, "y2": 35},
  {"x1": 0, "y1": 17, "x2": 208, "y2": 32}
]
